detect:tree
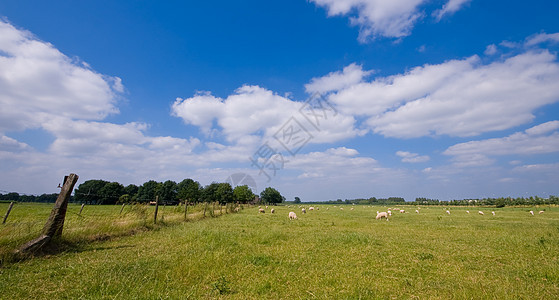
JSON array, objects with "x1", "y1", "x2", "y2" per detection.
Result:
[
  {"x1": 157, "y1": 180, "x2": 178, "y2": 204},
  {"x1": 260, "y1": 187, "x2": 284, "y2": 205},
  {"x1": 137, "y1": 180, "x2": 160, "y2": 203},
  {"x1": 202, "y1": 182, "x2": 220, "y2": 203},
  {"x1": 177, "y1": 179, "x2": 201, "y2": 203},
  {"x1": 216, "y1": 183, "x2": 234, "y2": 204},
  {"x1": 98, "y1": 182, "x2": 125, "y2": 205},
  {"x1": 294, "y1": 196, "x2": 301, "y2": 204},
  {"x1": 74, "y1": 179, "x2": 109, "y2": 204},
  {"x1": 233, "y1": 185, "x2": 254, "y2": 203},
  {"x1": 124, "y1": 184, "x2": 139, "y2": 197}
]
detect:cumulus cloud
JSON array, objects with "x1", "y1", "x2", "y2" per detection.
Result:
[
  {"x1": 484, "y1": 44, "x2": 497, "y2": 55},
  {"x1": 0, "y1": 20, "x2": 122, "y2": 133},
  {"x1": 305, "y1": 63, "x2": 372, "y2": 94},
  {"x1": 324, "y1": 50, "x2": 559, "y2": 138},
  {"x1": 310, "y1": 0, "x2": 426, "y2": 41},
  {"x1": 172, "y1": 85, "x2": 363, "y2": 144},
  {"x1": 396, "y1": 151, "x2": 430, "y2": 163},
  {"x1": 433, "y1": 0, "x2": 471, "y2": 21},
  {"x1": 525, "y1": 32, "x2": 559, "y2": 47},
  {"x1": 444, "y1": 121, "x2": 559, "y2": 167}
]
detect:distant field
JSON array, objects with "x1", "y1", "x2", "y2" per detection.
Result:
[{"x1": 1, "y1": 203, "x2": 558, "y2": 299}]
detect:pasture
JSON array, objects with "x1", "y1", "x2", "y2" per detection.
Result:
[{"x1": 1, "y1": 203, "x2": 558, "y2": 299}]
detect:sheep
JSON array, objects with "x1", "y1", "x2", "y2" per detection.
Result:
[
  {"x1": 340, "y1": 207, "x2": 344, "y2": 210},
  {"x1": 387, "y1": 210, "x2": 392, "y2": 216},
  {"x1": 400, "y1": 209, "x2": 405, "y2": 213},
  {"x1": 271, "y1": 208, "x2": 275, "y2": 214},
  {"x1": 492, "y1": 211, "x2": 495, "y2": 216},
  {"x1": 309, "y1": 207, "x2": 315, "y2": 211},
  {"x1": 265, "y1": 205, "x2": 268, "y2": 209},
  {"x1": 539, "y1": 211, "x2": 545, "y2": 214},
  {"x1": 415, "y1": 209, "x2": 419, "y2": 214},
  {"x1": 326, "y1": 207, "x2": 329, "y2": 210},
  {"x1": 289, "y1": 211, "x2": 297, "y2": 219},
  {"x1": 466, "y1": 210, "x2": 470, "y2": 214},
  {"x1": 351, "y1": 207, "x2": 354, "y2": 210},
  {"x1": 259, "y1": 208, "x2": 265, "y2": 213},
  {"x1": 446, "y1": 210, "x2": 450, "y2": 215},
  {"x1": 376, "y1": 212, "x2": 389, "y2": 220},
  {"x1": 478, "y1": 211, "x2": 484, "y2": 215},
  {"x1": 234, "y1": 207, "x2": 240, "y2": 212},
  {"x1": 530, "y1": 211, "x2": 534, "y2": 215},
  {"x1": 302, "y1": 208, "x2": 306, "y2": 214}
]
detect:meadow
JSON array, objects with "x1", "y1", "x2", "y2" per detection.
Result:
[{"x1": 0, "y1": 203, "x2": 558, "y2": 299}]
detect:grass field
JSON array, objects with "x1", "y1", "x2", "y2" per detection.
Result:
[{"x1": 1, "y1": 203, "x2": 558, "y2": 299}]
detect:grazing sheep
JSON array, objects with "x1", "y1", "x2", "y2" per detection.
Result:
[
  {"x1": 351, "y1": 207, "x2": 354, "y2": 210},
  {"x1": 302, "y1": 208, "x2": 306, "y2": 214},
  {"x1": 387, "y1": 210, "x2": 392, "y2": 216},
  {"x1": 340, "y1": 207, "x2": 344, "y2": 210},
  {"x1": 539, "y1": 211, "x2": 544, "y2": 214},
  {"x1": 466, "y1": 210, "x2": 470, "y2": 214},
  {"x1": 530, "y1": 211, "x2": 534, "y2": 215},
  {"x1": 446, "y1": 210, "x2": 450, "y2": 215},
  {"x1": 492, "y1": 211, "x2": 495, "y2": 216},
  {"x1": 326, "y1": 207, "x2": 329, "y2": 210},
  {"x1": 271, "y1": 208, "x2": 275, "y2": 214},
  {"x1": 289, "y1": 211, "x2": 297, "y2": 219},
  {"x1": 259, "y1": 208, "x2": 265, "y2": 213},
  {"x1": 400, "y1": 209, "x2": 405, "y2": 213},
  {"x1": 309, "y1": 207, "x2": 314, "y2": 211},
  {"x1": 376, "y1": 212, "x2": 389, "y2": 220},
  {"x1": 478, "y1": 211, "x2": 484, "y2": 215},
  {"x1": 415, "y1": 210, "x2": 419, "y2": 214},
  {"x1": 266, "y1": 205, "x2": 268, "y2": 209},
  {"x1": 234, "y1": 207, "x2": 240, "y2": 212}
]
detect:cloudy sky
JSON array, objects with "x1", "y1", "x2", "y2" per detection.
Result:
[{"x1": 1, "y1": 0, "x2": 558, "y2": 201}]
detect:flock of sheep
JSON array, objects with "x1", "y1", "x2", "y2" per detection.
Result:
[{"x1": 256, "y1": 205, "x2": 547, "y2": 221}]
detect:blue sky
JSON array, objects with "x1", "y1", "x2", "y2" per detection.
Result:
[{"x1": 1, "y1": 0, "x2": 559, "y2": 201}]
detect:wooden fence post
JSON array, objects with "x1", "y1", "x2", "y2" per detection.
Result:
[
  {"x1": 204, "y1": 202, "x2": 207, "y2": 217},
  {"x1": 79, "y1": 203, "x2": 85, "y2": 215},
  {"x1": 2, "y1": 202, "x2": 14, "y2": 224},
  {"x1": 17, "y1": 173, "x2": 79, "y2": 256},
  {"x1": 119, "y1": 203, "x2": 126, "y2": 214},
  {"x1": 154, "y1": 196, "x2": 159, "y2": 224},
  {"x1": 184, "y1": 200, "x2": 188, "y2": 221}
]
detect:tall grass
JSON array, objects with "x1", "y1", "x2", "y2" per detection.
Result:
[{"x1": 1, "y1": 204, "x2": 558, "y2": 299}]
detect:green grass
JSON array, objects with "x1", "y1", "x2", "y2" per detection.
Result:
[{"x1": 1, "y1": 204, "x2": 558, "y2": 299}]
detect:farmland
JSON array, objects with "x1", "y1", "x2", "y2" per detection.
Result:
[{"x1": 1, "y1": 203, "x2": 558, "y2": 299}]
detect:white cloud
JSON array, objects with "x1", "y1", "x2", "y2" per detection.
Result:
[
  {"x1": 433, "y1": 0, "x2": 471, "y2": 21},
  {"x1": 444, "y1": 121, "x2": 559, "y2": 166},
  {"x1": 310, "y1": 0, "x2": 426, "y2": 41},
  {"x1": 172, "y1": 85, "x2": 363, "y2": 144},
  {"x1": 325, "y1": 50, "x2": 559, "y2": 138},
  {"x1": 305, "y1": 63, "x2": 372, "y2": 94},
  {"x1": 0, "y1": 20, "x2": 121, "y2": 133},
  {"x1": 525, "y1": 32, "x2": 559, "y2": 47},
  {"x1": 484, "y1": 44, "x2": 497, "y2": 55},
  {"x1": 0, "y1": 135, "x2": 30, "y2": 151},
  {"x1": 396, "y1": 150, "x2": 430, "y2": 163}
]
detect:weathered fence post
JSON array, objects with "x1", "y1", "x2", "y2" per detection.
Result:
[
  {"x1": 204, "y1": 202, "x2": 207, "y2": 217},
  {"x1": 16, "y1": 173, "x2": 79, "y2": 256},
  {"x1": 184, "y1": 200, "x2": 188, "y2": 221},
  {"x1": 154, "y1": 196, "x2": 159, "y2": 224},
  {"x1": 42, "y1": 174, "x2": 79, "y2": 237},
  {"x1": 2, "y1": 202, "x2": 14, "y2": 224},
  {"x1": 119, "y1": 203, "x2": 126, "y2": 214},
  {"x1": 79, "y1": 203, "x2": 85, "y2": 215}
]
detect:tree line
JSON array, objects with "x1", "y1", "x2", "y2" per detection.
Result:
[{"x1": 71, "y1": 179, "x2": 284, "y2": 206}]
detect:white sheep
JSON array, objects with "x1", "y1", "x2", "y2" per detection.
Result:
[
  {"x1": 302, "y1": 208, "x2": 306, "y2": 214},
  {"x1": 289, "y1": 211, "x2": 297, "y2": 219},
  {"x1": 415, "y1": 209, "x2": 419, "y2": 214},
  {"x1": 530, "y1": 211, "x2": 534, "y2": 215},
  {"x1": 309, "y1": 207, "x2": 314, "y2": 211},
  {"x1": 400, "y1": 209, "x2": 405, "y2": 213},
  {"x1": 259, "y1": 208, "x2": 265, "y2": 213},
  {"x1": 492, "y1": 211, "x2": 495, "y2": 216},
  {"x1": 446, "y1": 210, "x2": 450, "y2": 215},
  {"x1": 478, "y1": 211, "x2": 484, "y2": 215},
  {"x1": 351, "y1": 207, "x2": 354, "y2": 210},
  {"x1": 387, "y1": 210, "x2": 392, "y2": 216},
  {"x1": 466, "y1": 210, "x2": 470, "y2": 214},
  {"x1": 271, "y1": 208, "x2": 275, "y2": 214},
  {"x1": 376, "y1": 212, "x2": 389, "y2": 221},
  {"x1": 539, "y1": 211, "x2": 544, "y2": 214}
]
